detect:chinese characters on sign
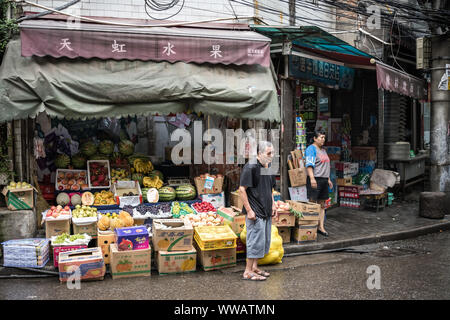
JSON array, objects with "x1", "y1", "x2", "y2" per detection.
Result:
[
  {"x1": 289, "y1": 56, "x2": 355, "y2": 90},
  {"x1": 22, "y1": 26, "x2": 270, "y2": 67}
]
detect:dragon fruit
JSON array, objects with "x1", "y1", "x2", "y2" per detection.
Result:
[
  {"x1": 118, "y1": 139, "x2": 134, "y2": 156},
  {"x1": 55, "y1": 154, "x2": 71, "y2": 169},
  {"x1": 81, "y1": 141, "x2": 97, "y2": 157},
  {"x1": 99, "y1": 140, "x2": 115, "y2": 155}
]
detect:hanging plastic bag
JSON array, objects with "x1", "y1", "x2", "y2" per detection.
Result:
[
  {"x1": 98, "y1": 117, "x2": 121, "y2": 141},
  {"x1": 240, "y1": 224, "x2": 284, "y2": 265}
]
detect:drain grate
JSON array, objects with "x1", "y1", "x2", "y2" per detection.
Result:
[{"x1": 369, "y1": 247, "x2": 428, "y2": 258}]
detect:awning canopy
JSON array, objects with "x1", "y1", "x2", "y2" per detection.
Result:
[
  {"x1": 251, "y1": 25, "x2": 374, "y2": 68},
  {"x1": 376, "y1": 62, "x2": 427, "y2": 100},
  {"x1": 20, "y1": 20, "x2": 271, "y2": 67},
  {"x1": 0, "y1": 39, "x2": 280, "y2": 122}
]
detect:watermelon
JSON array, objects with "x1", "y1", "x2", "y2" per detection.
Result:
[
  {"x1": 141, "y1": 188, "x2": 149, "y2": 202},
  {"x1": 99, "y1": 140, "x2": 115, "y2": 155},
  {"x1": 148, "y1": 170, "x2": 164, "y2": 181},
  {"x1": 81, "y1": 141, "x2": 97, "y2": 157},
  {"x1": 71, "y1": 153, "x2": 86, "y2": 169},
  {"x1": 55, "y1": 154, "x2": 71, "y2": 169},
  {"x1": 119, "y1": 140, "x2": 134, "y2": 156},
  {"x1": 89, "y1": 154, "x2": 110, "y2": 161},
  {"x1": 176, "y1": 184, "x2": 196, "y2": 201},
  {"x1": 158, "y1": 186, "x2": 176, "y2": 202}
]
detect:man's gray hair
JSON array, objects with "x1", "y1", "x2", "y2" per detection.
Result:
[{"x1": 257, "y1": 140, "x2": 273, "y2": 155}]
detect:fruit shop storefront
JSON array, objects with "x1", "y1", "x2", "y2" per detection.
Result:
[
  {"x1": 0, "y1": 18, "x2": 287, "y2": 276},
  {"x1": 253, "y1": 26, "x2": 428, "y2": 211}
]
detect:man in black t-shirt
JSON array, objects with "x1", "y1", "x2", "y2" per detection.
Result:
[{"x1": 239, "y1": 141, "x2": 277, "y2": 281}]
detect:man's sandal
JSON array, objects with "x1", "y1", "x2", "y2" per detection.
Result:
[
  {"x1": 254, "y1": 270, "x2": 270, "y2": 277},
  {"x1": 242, "y1": 272, "x2": 267, "y2": 281}
]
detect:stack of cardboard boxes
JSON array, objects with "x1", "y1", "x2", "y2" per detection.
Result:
[
  {"x1": 109, "y1": 226, "x2": 151, "y2": 279},
  {"x1": 152, "y1": 219, "x2": 197, "y2": 275},
  {"x1": 193, "y1": 224, "x2": 238, "y2": 272},
  {"x1": 287, "y1": 201, "x2": 321, "y2": 243}
]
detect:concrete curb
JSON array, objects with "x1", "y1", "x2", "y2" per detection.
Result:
[{"x1": 282, "y1": 220, "x2": 450, "y2": 254}]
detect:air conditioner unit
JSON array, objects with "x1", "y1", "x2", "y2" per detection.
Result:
[{"x1": 416, "y1": 37, "x2": 431, "y2": 70}]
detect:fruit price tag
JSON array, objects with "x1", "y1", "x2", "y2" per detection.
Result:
[{"x1": 204, "y1": 176, "x2": 215, "y2": 190}]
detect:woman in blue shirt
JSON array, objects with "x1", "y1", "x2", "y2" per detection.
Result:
[{"x1": 305, "y1": 130, "x2": 333, "y2": 237}]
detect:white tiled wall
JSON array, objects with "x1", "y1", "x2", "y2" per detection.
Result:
[
  {"x1": 21, "y1": 0, "x2": 254, "y2": 22},
  {"x1": 21, "y1": 1, "x2": 338, "y2": 31}
]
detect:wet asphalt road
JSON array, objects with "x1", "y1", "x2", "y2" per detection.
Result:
[{"x1": 1, "y1": 230, "x2": 449, "y2": 300}]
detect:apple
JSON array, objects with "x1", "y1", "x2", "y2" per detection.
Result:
[
  {"x1": 64, "y1": 206, "x2": 70, "y2": 211},
  {"x1": 52, "y1": 212, "x2": 59, "y2": 218},
  {"x1": 51, "y1": 206, "x2": 56, "y2": 210},
  {"x1": 46, "y1": 211, "x2": 52, "y2": 217}
]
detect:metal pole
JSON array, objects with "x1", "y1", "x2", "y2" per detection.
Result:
[
  {"x1": 377, "y1": 88, "x2": 385, "y2": 168},
  {"x1": 429, "y1": 34, "x2": 450, "y2": 193}
]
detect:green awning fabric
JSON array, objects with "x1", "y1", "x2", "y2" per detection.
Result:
[
  {"x1": 0, "y1": 39, "x2": 280, "y2": 122},
  {"x1": 252, "y1": 26, "x2": 374, "y2": 67}
]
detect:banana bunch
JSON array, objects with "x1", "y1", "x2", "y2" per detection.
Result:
[
  {"x1": 143, "y1": 176, "x2": 163, "y2": 189},
  {"x1": 133, "y1": 159, "x2": 153, "y2": 174}
]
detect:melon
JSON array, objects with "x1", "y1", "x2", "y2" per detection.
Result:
[
  {"x1": 81, "y1": 141, "x2": 98, "y2": 157},
  {"x1": 119, "y1": 140, "x2": 134, "y2": 156},
  {"x1": 176, "y1": 184, "x2": 197, "y2": 201},
  {"x1": 158, "y1": 186, "x2": 176, "y2": 202},
  {"x1": 70, "y1": 193, "x2": 82, "y2": 206},
  {"x1": 131, "y1": 173, "x2": 144, "y2": 186},
  {"x1": 55, "y1": 154, "x2": 71, "y2": 169},
  {"x1": 147, "y1": 188, "x2": 159, "y2": 203},
  {"x1": 99, "y1": 140, "x2": 115, "y2": 155},
  {"x1": 56, "y1": 192, "x2": 70, "y2": 206},
  {"x1": 71, "y1": 153, "x2": 86, "y2": 169},
  {"x1": 81, "y1": 192, "x2": 95, "y2": 206}
]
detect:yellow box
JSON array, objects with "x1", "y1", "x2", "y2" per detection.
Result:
[{"x1": 194, "y1": 225, "x2": 237, "y2": 251}]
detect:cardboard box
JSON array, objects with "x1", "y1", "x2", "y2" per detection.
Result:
[
  {"x1": 337, "y1": 177, "x2": 353, "y2": 186},
  {"x1": 288, "y1": 168, "x2": 307, "y2": 187},
  {"x1": 352, "y1": 147, "x2": 376, "y2": 161},
  {"x1": 200, "y1": 192, "x2": 225, "y2": 209},
  {"x1": 296, "y1": 219, "x2": 319, "y2": 226},
  {"x1": 110, "y1": 243, "x2": 151, "y2": 279},
  {"x1": 2, "y1": 187, "x2": 36, "y2": 211},
  {"x1": 194, "y1": 175, "x2": 224, "y2": 195},
  {"x1": 152, "y1": 219, "x2": 194, "y2": 252},
  {"x1": 115, "y1": 226, "x2": 149, "y2": 251},
  {"x1": 230, "y1": 191, "x2": 243, "y2": 210},
  {"x1": 293, "y1": 225, "x2": 318, "y2": 243},
  {"x1": 58, "y1": 247, "x2": 105, "y2": 282},
  {"x1": 112, "y1": 181, "x2": 142, "y2": 207},
  {"x1": 73, "y1": 222, "x2": 98, "y2": 239},
  {"x1": 98, "y1": 231, "x2": 115, "y2": 264},
  {"x1": 45, "y1": 219, "x2": 71, "y2": 239},
  {"x1": 272, "y1": 211, "x2": 295, "y2": 227},
  {"x1": 277, "y1": 227, "x2": 291, "y2": 244},
  {"x1": 217, "y1": 207, "x2": 246, "y2": 236},
  {"x1": 288, "y1": 186, "x2": 308, "y2": 202},
  {"x1": 194, "y1": 242, "x2": 236, "y2": 271},
  {"x1": 156, "y1": 247, "x2": 197, "y2": 275},
  {"x1": 53, "y1": 245, "x2": 87, "y2": 268},
  {"x1": 286, "y1": 200, "x2": 321, "y2": 221}
]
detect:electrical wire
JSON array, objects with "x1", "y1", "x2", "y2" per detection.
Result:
[
  {"x1": 144, "y1": 0, "x2": 185, "y2": 20},
  {"x1": 17, "y1": 0, "x2": 81, "y2": 22},
  {"x1": 17, "y1": 0, "x2": 256, "y2": 28}
]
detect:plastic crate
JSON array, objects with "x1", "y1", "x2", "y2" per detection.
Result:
[{"x1": 194, "y1": 225, "x2": 237, "y2": 251}]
